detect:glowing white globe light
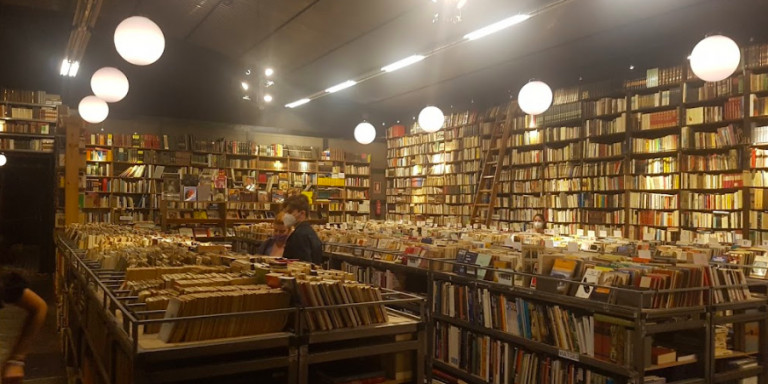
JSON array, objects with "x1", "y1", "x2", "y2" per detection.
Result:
[
  {"x1": 78, "y1": 96, "x2": 109, "y2": 124},
  {"x1": 689, "y1": 35, "x2": 740, "y2": 82},
  {"x1": 518, "y1": 81, "x2": 553, "y2": 115},
  {"x1": 90, "y1": 67, "x2": 129, "y2": 103},
  {"x1": 354, "y1": 122, "x2": 376, "y2": 145},
  {"x1": 114, "y1": 16, "x2": 165, "y2": 66},
  {"x1": 418, "y1": 106, "x2": 444, "y2": 132},
  {"x1": 0, "y1": 154, "x2": 7, "y2": 167}
]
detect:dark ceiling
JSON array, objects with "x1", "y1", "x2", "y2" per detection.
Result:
[{"x1": 2, "y1": 0, "x2": 768, "y2": 139}]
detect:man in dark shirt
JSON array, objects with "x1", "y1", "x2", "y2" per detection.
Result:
[{"x1": 281, "y1": 195, "x2": 323, "y2": 265}]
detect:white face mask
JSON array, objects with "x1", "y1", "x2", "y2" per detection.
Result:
[
  {"x1": 533, "y1": 221, "x2": 544, "y2": 229},
  {"x1": 283, "y1": 213, "x2": 297, "y2": 227}
]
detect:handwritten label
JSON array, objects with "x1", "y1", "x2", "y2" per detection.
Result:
[
  {"x1": 544, "y1": 229, "x2": 555, "y2": 235},
  {"x1": 740, "y1": 239, "x2": 753, "y2": 247},
  {"x1": 692, "y1": 253, "x2": 709, "y2": 265},
  {"x1": 599, "y1": 230, "x2": 607, "y2": 238},
  {"x1": 643, "y1": 232, "x2": 654, "y2": 241},
  {"x1": 406, "y1": 256, "x2": 421, "y2": 268},
  {"x1": 567, "y1": 242, "x2": 579, "y2": 253},
  {"x1": 613, "y1": 230, "x2": 622, "y2": 238},
  {"x1": 734, "y1": 233, "x2": 743, "y2": 241},
  {"x1": 638, "y1": 250, "x2": 652, "y2": 259},
  {"x1": 558, "y1": 349, "x2": 580, "y2": 362},
  {"x1": 587, "y1": 230, "x2": 596, "y2": 239},
  {"x1": 576, "y1": 229, "x2": 584, "y2": 237}
]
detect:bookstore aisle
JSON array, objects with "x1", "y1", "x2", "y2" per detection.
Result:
[{"x1": 9, "y1": 1, "x2": 768, "y2": 384}]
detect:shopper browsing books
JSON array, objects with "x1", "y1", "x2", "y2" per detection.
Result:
[
  {"x1": 257, "y1": 211, "x2": 291, "y2": 257},
  {"x1": 282, "y1": 195, "x2": 323, "y2": 265},
  {"x1": 0, "y1": 271, "x2": 47, "y2": 384},
  {"x1": 532, "y1": 213, "x2": 546, "y2": 234}
]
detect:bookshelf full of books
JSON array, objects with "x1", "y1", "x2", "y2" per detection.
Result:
[
  {"x1": 748, "y1": 54, "x2": 768, "y2": 244},
  {"x1": 319, "y1": 224, "x2": 768, "y2": 384},
  {"x1": 80, "y1": 132, "x2": 371, "y2": 226},
  {"x1": 386, "y1": 109, "x2": 496, "y2": 226},
  {"x1": 0, "y1": 88, "x2": 60, "y2": 154}
]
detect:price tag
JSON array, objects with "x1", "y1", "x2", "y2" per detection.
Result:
[
  {"x1": 481, "y1": 225, "x2": 488, "y2": 230},
  {"x1": 587, "y1": 230, "x2": 596, "y2": 239},
  {"x1": 740, "y1": 239, "x2": 753, "y2": 247},
  {"x1": 599, "y1": 230, "x2": 607, "y2": 238},
  {"x1": 576, "y1": 229, "x2": 584, "y2": 237},
  {"x1": 544, "y1": 229, "x2": 555, "y2": 235},
  {"x1": 643, "y1": 232, "x2": 654, "y2": 241},
  {"x1": 734, "y1": 233, "x2": 743, "y2": 241},
  {"x1": 613, "y1": 230, "x2": 622, "y2": 238},
  {"x1": 450, "y1": 234, "x2": 459, "y2": 241},
  {"x1": 474, "y1": 224, "x2": 480, "y2": 229},
  {"x1": 638, "y1": 250, "x2": 652, "y2": 259},
  {"x1": 497, "y1": 271, "x2": 514, "y2": 286},
  {"x1": 406, "y1": 256, "x2": 421, "y2": 268},
  {"x1": 680, "y1": 231, "x2": 691, "y2": 243},
  {"x1": 558, "y1": 349, "x2": 579, "y2": 362},
  {"x1": 567, "y1": 242, "x2": 579, "y2": 253}
]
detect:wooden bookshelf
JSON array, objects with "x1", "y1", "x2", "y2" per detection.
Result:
[
  {"x1": 384, "y1": 44, "x2": 768, "y2": 241},
  {"x1": 77, "y1": 133, "x2": 371, "y2": 225}
]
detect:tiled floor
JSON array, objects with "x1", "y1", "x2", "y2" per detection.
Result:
[{"x1": 0, "y1": 272, "x2": 66, "y2": 384}]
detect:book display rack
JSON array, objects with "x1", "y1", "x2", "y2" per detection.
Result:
[
  {"x1": 320, "y1": 224, "x2": 768, "y2": 384},
  {"x1": 384, "y1": 43, "x2": 768, "y2": 243},
  {"x1": 78, "y1": 132, "x2": 371, "y2": 227},
  {"x1": 54, "y1": 225, "x2": 425, "y2": 384}
]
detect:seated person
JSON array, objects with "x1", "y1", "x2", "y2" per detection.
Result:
[
  {"x1": 257, "y1": 211, "x2": 290, "y2": 257},
  {"x1": 282, "y1": 194, "x2": 323, "y2": 265}
]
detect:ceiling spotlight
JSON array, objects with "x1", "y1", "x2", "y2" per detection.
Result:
[
  {"x1": 263, "y1": 94, "x2": 273, "y2": 103},
  {"x1": 241, "y1": 81, "x2": 249, "y2": 91},
  {"x1": 245, "y1": 69, "x2": 251, "y2": 75},
  {"x1": 265, "y1": 68, "x2": 274, "y2": 77},
  {"x1": 629, "y1": 65, "x2": 635, "y2": 70},
  {"x1": 242, "y1": 95, "x2": 251, "y2": 101},
  {"x1": 286, "y1": 98, "x2": 310, "y2": 108},
  {"x1": 60, "y1": 59, "x2": 71, "y2": 76},
  {"x1": 265, "y1": 80, "x2": 275, "y2": 87},
  {"x1": 60, "y1": 60, "x2": 79, "y2": 77}
]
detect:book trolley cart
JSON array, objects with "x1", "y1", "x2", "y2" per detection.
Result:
[
  {"x1": 55, "y1": 234, "x2": 426, "y2": 384},
  {"x1": 323, "y1": 242, "x2": 768, "y2": 384}
]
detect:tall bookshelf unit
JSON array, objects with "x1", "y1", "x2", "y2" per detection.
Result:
[
  {"x1": 385, "y1": 43, "x2": 768, "y2": 241},
  {"x1": 79, "y1": 132, "x2": 371, "y2": 226}
]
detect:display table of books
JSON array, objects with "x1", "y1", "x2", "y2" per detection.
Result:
[
  {"x1": 318, "y1": 224, "x2": 768, "y2": 384},
  {"x1": 55, "y1": 224, "x2": 425, "y2": 384}
]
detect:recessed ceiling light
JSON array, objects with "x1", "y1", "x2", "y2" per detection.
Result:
[
  {"x1": 263, "y1": 94, "x2": 273, "y2": 103},
  {"x1": 382, "y1": 55, "x2": 425, "y2": 72},
  {"x1": 245, "y1": 69, "x2": 251, "y2": 75},
  {"x1": 286, "y1": 98, "x2": 310, "y2": 108},
  {"x1": 325, "y1": 80, "x2": 356, "y2": 94},
  {"x1": 629, "y1": 65, "x2": 635, "y2": 70},
  {"x1": 463, "y1": 14, "x2": 530, "y2": 40},
  {"x1": 241, "y1": 81, "x2": 249, "y2": 90},
  {"x1": 265, "y1": 68, "x2": 274, "y2": 77},
  {"x1": 243, "y1": 95, "x2": 251, "y2": 100}
]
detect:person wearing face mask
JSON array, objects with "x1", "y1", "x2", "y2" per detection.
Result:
[
  {"x1": 257, "y1": 211, "x2": 291, "y2": 257},
  {"x1": 532, "y1": 213, "x2": 546, "y2": 233},
  {"x1": 281, "y1": 194, "x2": 323, "y2": 265}
]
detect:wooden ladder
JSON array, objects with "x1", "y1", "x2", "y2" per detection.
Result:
[{"x1": 470, "y1": 103, "x2": 513, "y2": 227}]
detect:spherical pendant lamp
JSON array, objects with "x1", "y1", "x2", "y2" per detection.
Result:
[
  {"x1": 418, "y1": 106, "x2": 445, "y2": 133},
  {"x1": 518, "y1": 80, "x2": 553, "y2": 116},
  {"x1": 78, "y1": 96, "x2": 109, "y2": 124},
  {"x1": 0, "y1": 154, "x2": 7, "y2": 167},
  {"x1": 354, "y1": 122, "x2": 376, "y2": 144},
  {"x1": 91, "y1": 67, "x2": 129, "y2": 103},
  {"x1": 114, "y1": 16, "x2": 165, "y2": 66},
  {"x1": 689, "y1": 35, "x2": 741, "y2": 82}
]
